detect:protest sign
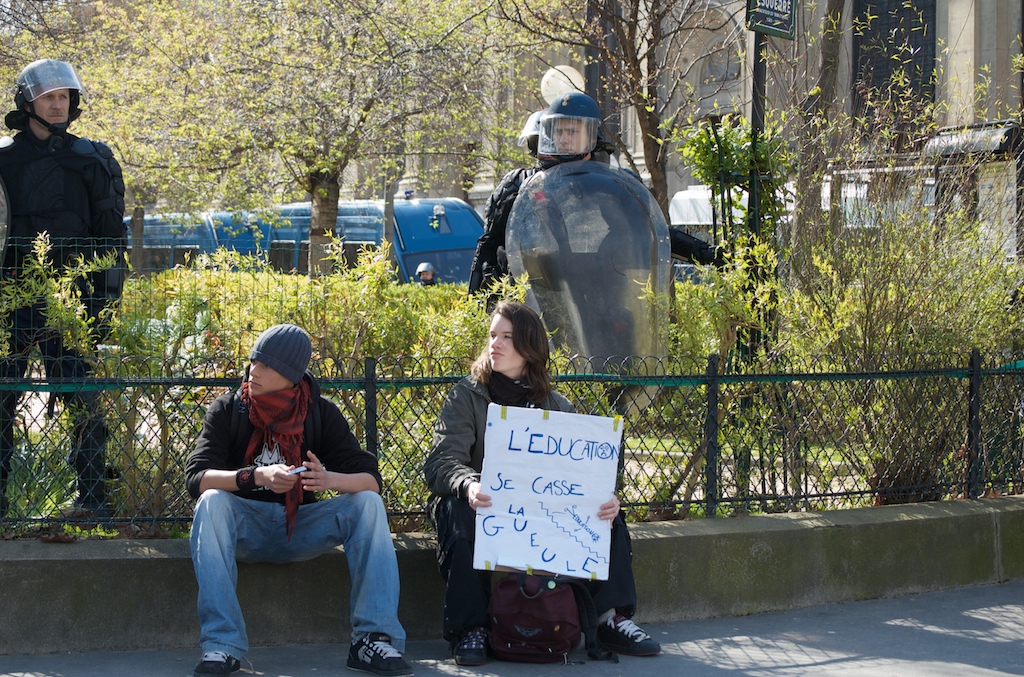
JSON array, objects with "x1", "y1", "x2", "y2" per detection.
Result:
[{"x1": 472, "y1": 403, "x2": 622, "y2": 580}]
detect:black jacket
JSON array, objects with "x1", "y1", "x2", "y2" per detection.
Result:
[
  {"x1": 0, "y1": 129, "x2": 127, "y2": 315},
  {"x1": 185, "y1": 372, "x2": 382, "y2": 502},
  {"x1": 0, "y1": 129, "x2": 125, "y2": 265},
  {"x1": 467, "y1": 166, "x2": 538, "y2": 294}
]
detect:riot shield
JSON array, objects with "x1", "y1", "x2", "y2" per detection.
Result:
[{"x1": 506, "y1": 161, "x2": 672, "y2": 373}]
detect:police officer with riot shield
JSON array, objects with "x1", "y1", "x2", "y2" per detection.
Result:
[
  {"x1": 469, "y1": 96, "x2": 723, "y2": 309},
  {"x1": 500, "y1": 93, "x2": 670, "y2": 371},
  {"x1": 0, "y1": 59, "x2": 126, "y2": 519}
]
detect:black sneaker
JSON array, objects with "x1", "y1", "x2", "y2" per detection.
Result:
[
  {"x1": 452, "y1": 627, "x2": 488, "y2": 666},
  {"x1": 597, "y1": 614, "x2": 661, "y2": 656},
  {"x1": 193, "y1": 650, "x2": 240, "y2": 675},
  {"x1": 347, "y1": 633, "x2": 414, "y2": 676}
]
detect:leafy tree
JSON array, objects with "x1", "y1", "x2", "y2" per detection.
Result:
[
  {"x1": 788, "y1": 0, "x2": 846, "y2": 283},
  {"x1": 77, "y1": 0, "x2": 266, "y2": 212},
  {"x1": 494, "y1": 0, "x2": 744, "y2": 215},
  {"x1": 79, "y1": 0, "x2": 498, "y2": 275},
  {"x1": 0, "y1": 2, "x2": 105, "y2": 124}
]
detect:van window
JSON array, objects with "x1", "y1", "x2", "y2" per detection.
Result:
[
  {"x1": 207, "y1": 211, "x2": 267, "y2": 256},
  {"x1": 336, "y1": 202, "x2": 384, "y2": 243},
  {"x1": 124, "y1": 213, "x2": 217, "y2": 270},
  {"x1": 274, "y1": 202, "x2": 383, "y2": 245},
  {"x1": 137, "y1": 215, "x2": 217, "y2": 250}
]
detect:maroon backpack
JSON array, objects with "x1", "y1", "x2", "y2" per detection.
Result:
[{"x1": 487, "y1": 573, "x2": 617, "y2": 664}]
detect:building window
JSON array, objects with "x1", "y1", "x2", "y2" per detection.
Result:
[{"x1": 852, "y1": 1, "x2": 936, "y2": 105}]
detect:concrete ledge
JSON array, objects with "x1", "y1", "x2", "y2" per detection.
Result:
[{"x1": 3, "y1": 497, "x2": 1024, "y2": 655}]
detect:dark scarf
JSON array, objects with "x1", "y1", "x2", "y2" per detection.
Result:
[
  {"x1": 488, "y1": 371, "x2": 534, "y2": 407},
  {"x1": 241, "y1": 378, "x2": 311, "y2": 539}
]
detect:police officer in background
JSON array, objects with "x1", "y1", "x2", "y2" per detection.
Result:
[
  {"x1": 468, "y1": 102, "x2": 620, "y2": 300},
  {"x1": 0, "y1": 59, "x2": 126, "y2": 519},
  {"x1": 416, "y1": 261, "x2": 437, "y2": 285},
  {"x1": 467, "y1": 110, "x2": 544, "y2": 301}
]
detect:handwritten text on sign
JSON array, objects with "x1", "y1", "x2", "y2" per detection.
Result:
[{"x1": 473, "y1": 403, "x2": 622, "y2": 580}]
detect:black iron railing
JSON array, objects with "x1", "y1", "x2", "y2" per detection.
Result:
[{"x1": 2, "y1": 350, "x2": 1022, "y2": 534}]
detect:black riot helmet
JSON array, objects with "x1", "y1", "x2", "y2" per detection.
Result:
[
  {"x1": 6, "y1": 59, "x2": 84, "y2": 132},
  {"x1": 537, "y1": 92, "x2": 601, "y2": 162}
]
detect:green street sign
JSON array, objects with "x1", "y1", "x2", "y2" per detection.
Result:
[{"x1": 746, "y1": 0, "x2": 796, "y2": 40}]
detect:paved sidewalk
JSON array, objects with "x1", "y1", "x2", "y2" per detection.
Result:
[{"x1": 3, "y1": 579, "x2": 1024, "y2": 676}]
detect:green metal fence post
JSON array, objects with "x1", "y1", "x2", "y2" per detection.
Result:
[
  {"x1": 966, "y1": 348, "x2": 982, "y2": 499},
  {"x1": 363, "y1": 357, "x2": 378, "y2": 457},
  {"x1": 705, "y1": 353, "x2": 720, "y2": 517}
]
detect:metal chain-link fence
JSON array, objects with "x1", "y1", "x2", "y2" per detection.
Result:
[{"x1": 2, "y1": 350, "x2": 1022, "y2": 534}]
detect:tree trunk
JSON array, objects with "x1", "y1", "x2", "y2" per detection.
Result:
[
  {"x1": 129, "y1": 205, "x2": 146, "y2": 276},
  {"x1": 308, "y1": 173, "x2": 340, "y2": 278},
  {"x1": 645, "y1": 132, "x2": 670, "y2": 215},
  {"x1": 382, "y1": 147, "x2": 406, "y2": 278}
]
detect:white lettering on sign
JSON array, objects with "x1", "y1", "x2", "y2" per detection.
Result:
[{"x1": 756, "y1": 0, "x2": 792, "y2": 12}]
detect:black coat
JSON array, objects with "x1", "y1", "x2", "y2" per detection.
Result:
[{"x1": 185, "y1": 372, "x2": 382, "y2": 503}]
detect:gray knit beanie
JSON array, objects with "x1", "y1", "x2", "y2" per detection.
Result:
[{"x1": 249, "y1": 324, "x2": 312, "y2": 385}]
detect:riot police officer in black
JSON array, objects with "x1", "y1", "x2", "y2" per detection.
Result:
[
  {"x1": 0, "y1": 59, "x2": 126, "y2": 519},
  {"x1": 467, "y1": 111, "x2": 543, "y2": 301}
]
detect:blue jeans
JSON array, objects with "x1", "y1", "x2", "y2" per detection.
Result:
[{"x1": 190, "y1": 489, "x2": 406, "y2": 658}]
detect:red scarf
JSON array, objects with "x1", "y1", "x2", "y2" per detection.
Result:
[{"x1": 241, "y1": 378, "x2": 311, "y2": 539}]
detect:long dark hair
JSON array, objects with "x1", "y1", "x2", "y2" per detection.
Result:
[{"x1": 470, "y1": 301, "x2": 552, "y2": 403}]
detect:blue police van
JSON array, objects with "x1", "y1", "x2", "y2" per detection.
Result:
[
  {"x1": 127, "y1": 213, "x2": 219, "y2": 270},
  {"x1": 390, "y1": 197, "x2": 483, "y2": 284},
  {"x1": 128, "y1": 197, "x2": 484, "y2": 284}
]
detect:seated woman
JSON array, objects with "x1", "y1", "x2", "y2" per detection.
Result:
[{"x1": 422, "y1": 300, "x2": 661, "y2": 666}]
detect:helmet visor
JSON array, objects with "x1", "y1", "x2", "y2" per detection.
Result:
[
  {"x1": 538, "y1": 114, "x2": 598, "y2": 157},
  {"x1": 19, "y1": 60, "x2": 83, "y2": 102}
]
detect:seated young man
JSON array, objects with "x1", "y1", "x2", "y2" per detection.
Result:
[{"x1": 185, "y1": 323, "x2": 412, "y2": 677}]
